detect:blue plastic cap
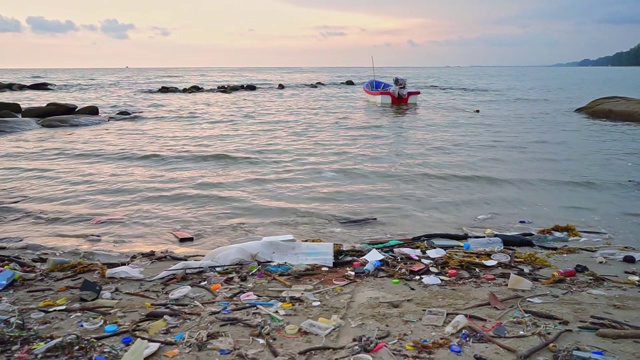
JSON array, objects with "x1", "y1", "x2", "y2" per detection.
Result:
[
  {"x1": 95, "y1": 356, "x2": 107, "y2": 360},
  {"x1": 121, "y1": 336, "x2": 132, "y2": 345},
  {"x1": 449, "y1": 344, "x2": 462, "y2": 353},
  {"x1": 463, "y1": 243, "x2": 470, "y2": 250},
  {"x1": 104, "y1": 324, "x2": 118, "y2": 333},
  {"x1": 592, "y1": 351, "x2": 604, "y2": 356}
]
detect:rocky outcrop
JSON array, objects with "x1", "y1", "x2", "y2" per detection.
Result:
[
  {"x1": 0, "y1": 110, "x2": 20, "y2": 118},
  {"x1": 0, "y1": 102, "x2": 22, "y2": 114},
  {"x1": 343, "y1": 80, "x2": 355, "y2": 85},
  {"x1": 575, "y1": 96, "x2": 640, "y2": 122},
  {"x1": 158, "y1": 86, "x2": 180, "y2": 93},
  {"x1": 38, "y1": 115, "x2": 108, "y2": 128},
  {"x1": 0, "y1": 118, "x2": 40, "y2": 133},
  {"x1": 116, "y1": 110, "x2": 132, "y2": 116},
  {"x1": 277, "y1": 84, "x2": 285, "y2": 89},
  {"x1": 27, "y1": 82, "x2": 56, "y2": 90},
  {"x1": 74, "y1": 106, "x2": 100, "y2": 116},
  {"x1": 23, "y1": 103, "x2": 77, "y2": 118},
  {"x1": 0, "y1": 82, "x2": 56, "y2": 91}
]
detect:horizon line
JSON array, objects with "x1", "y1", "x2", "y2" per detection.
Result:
[{"x1": 0, "y1": 65, "x2": 558, "y2": 70}]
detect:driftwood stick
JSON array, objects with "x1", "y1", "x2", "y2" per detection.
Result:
[
  {"x1": 591, "y1": 315, "x2": 640, "y2": 330},
  {"x1": 518, "y1": 329, "x2": 572, "y2": 359},
  {"x1": 460, "y1": 295, "x2": 523, "y2": 310},
  {"x1": 523, "y1": 309, "x2": 565, "y2": 321},
  {"x1": 596, "y1": 329, "x2": 640, "y2": 339},
  {"x1": 298, "y1": 344, "x2": 348, "y2": 355},
  {"x1": 466, "y1": 322, "x2": 518, "y2": 353}
]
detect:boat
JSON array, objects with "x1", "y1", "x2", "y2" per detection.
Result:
[{"x1": 363, "y1": 79, "x2": 420, "y2": 105}]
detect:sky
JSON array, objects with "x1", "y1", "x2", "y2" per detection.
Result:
[{"x1": 0, "y1": 0, "x2": 639, "y2": 68}]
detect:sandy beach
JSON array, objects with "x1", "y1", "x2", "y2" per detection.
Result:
[{"x1": 1, "y1": 234, "x2": 640, "y2": 360}]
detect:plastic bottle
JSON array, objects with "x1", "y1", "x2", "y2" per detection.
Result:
[
  {"x1": 46, "y1": 258, "x2": 72, "y2": 270},
  {"x1": 463, "y1": 237, "x2": 504, "y2": 251},
  {"x1": 552, "y1": 268, "x2": 577, "y2": 278},
  {"x1": 363, "y1": 260, "x2": 381, "y2": 273},
  {"x1": 444, "y1": 314, "x2": 468, "y2": 335}
]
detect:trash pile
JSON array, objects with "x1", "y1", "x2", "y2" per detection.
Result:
[{"x1": 1, "y1": 225, "x2": 639, "y2": 359}]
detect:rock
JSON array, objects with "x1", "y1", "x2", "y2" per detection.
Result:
[
  {"x1": 344, "y1": 80, "x2": 355, "y2": 85},
  {"x1": 11, "y1": 83, "x2": 27, "y2": 91},
  {"x1": 116, "y1": 110, "x2": 132, "y2": 116},
  {"x1": 27, "y1": 82, "x2": 56, "y2": 90},
  {"x1": 0, "y1": 110, "x2": 19, "y2": 118},
  {"x1": 183, "y1": 85, "x2": 204, "y2": 93},
  {"x1": 37, "y1": 115, "x2": 108, "y2": 128},
  {"x1": 575, "y1": 96, "x2": 640, "y2": 122},
  {"x1": 315, "y1": 82, "x2": 326, "y2": 86},
  {"x1": 245, "y1": 84, "x2": 257, "y2": 91},
  {"x1": 0, "y1": 118, "x2": 40, "y2": 133},
  {"x1": 0, "y1": 102, "x2": 22, "y2": 114},
  {"x1": 217, "y1": 85, "x2": 227, "y2": 90},
  {"x1": 46, "y1": 102, "x2": 78, "y2": 112},
  {"x1": 227, "y1": 85, "x2": 241, "y2": 92},
  {"x1": 23, "y1": 105, "x2": 76, "y2": 118},
  {"x1": 277, "y1": 84, "x2": 285, "y2": 89},
  {"x1": 74, "y1": 106, "x2": 100, "y2": 116},
  {"x1": 308, "y1": 84, "x2": 318, "y2": 88},
  {"x1": 158, "y1": 86, "x2": 180, "y2": 93}
]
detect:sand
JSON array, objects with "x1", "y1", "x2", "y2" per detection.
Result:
[{"x1": 1, "y1": 240, "x2": 640, "y2": 360}]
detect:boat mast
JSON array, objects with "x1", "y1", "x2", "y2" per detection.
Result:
[{"x1": 371, "y1": 56, "x2": 376, "y2": 90}]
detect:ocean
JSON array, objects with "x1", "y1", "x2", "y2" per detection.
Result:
[{"x1": 1, "y1": 66, "x2": 639, "y2": 252}]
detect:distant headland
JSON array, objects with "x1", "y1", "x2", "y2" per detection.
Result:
[{"x1": 554, "y1": 43, "x2": 640, "y2": 67}]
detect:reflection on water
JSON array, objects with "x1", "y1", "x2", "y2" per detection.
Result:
[{"x1": 0, "y1": 66, "x2": 639, "y2": 252}]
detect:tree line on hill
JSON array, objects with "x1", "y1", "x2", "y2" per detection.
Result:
[{"x1": 554, "y1": 43, "x2": 640, "y2": 66}]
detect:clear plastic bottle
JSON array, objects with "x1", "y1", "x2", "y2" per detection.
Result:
[
  {"x1": 444, "y1": 314, "x2": 468, "y2": 335},
  {"x1": 463, "y1": 237, "x2": 504, "y2": 251},
  {"x1": 363, "y1": 260, "x2": 381, "y2": 273}
]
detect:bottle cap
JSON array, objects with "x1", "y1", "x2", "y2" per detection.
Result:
[
  {"x1": 121, "y1": 336, "x2": 132, "y2": 345},
  {"x1": 463, "y1": 243, "x2": 470, "y2": 250},
  {"x1": 104, "y1": 324, "x2": 118, "y2": 333},
  {"x1": 392, "y1": 279, "x2": 400, "y2": 284},
  {"x1": 95, "y1": 356, "x2": 107, "y2": 360},
  {"x1": 449, "y1": 344, "x2": 462, "y2": 353}
]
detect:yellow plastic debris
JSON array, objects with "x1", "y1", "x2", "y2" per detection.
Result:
[{"x1": 148, "y1": 319, "x2": 167, "y2": 336}]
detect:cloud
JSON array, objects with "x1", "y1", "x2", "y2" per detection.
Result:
[
  {"x1": 313, "y1": 25, "x2": 348, "y2": 31},
  {"x1": 320, "y1": 31, "x2": 347, "y2": 38},
  {"x1": 406, "y1": 39, "x2": 419, "y2": 47},
  {"x1": 100, "y1": 19, "x2": 135, "y2": 40},
  {"x1": 82, "y1": 24, "x2": 98, "y2": 31},
  {"x1": 0, "y1": 15, "x2": 22, "y2": 33},
  {"x1": 248, "y1": 28, "x2": 255, "y2": 32},
  {"x1": 151, "y1": 26, "x2": 171, "y2": 37},
  {"x1": 26, "y1": 16, "x2": 77, "y2": 34}
]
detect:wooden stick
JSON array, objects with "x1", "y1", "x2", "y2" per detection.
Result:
[
  {"x1": 466, "y1": 322, "x2": 518, "y2": 353},
  {"x1": 123, "y1": 291, "x2": 155, "y2": 300},
  {"x1": 460, "y1": 295, "x2": 523, "y2": 310},
  {"x1": 591, "y1": 315, "x2": 640, "y2": 330},
  {"x1": 518, "y1": 329, "x2": 572, "y2": 359},
  {"x1": 596, "y1": 329, "x2": 640, "y2": 339},
  {"x1": 256, "y1": 305, "x2": 284, "y2": 321}
]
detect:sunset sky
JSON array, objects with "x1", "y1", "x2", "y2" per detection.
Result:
[{"x1": 1, "y1": 0, "x2": 639, "y2": 68}]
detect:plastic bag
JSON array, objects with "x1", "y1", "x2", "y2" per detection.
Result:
[{"x1": 105, "y1": 266, "x2": 144, "y2": 279}]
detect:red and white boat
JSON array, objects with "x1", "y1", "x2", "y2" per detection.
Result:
[{"x1": 363, "y1": 78, "x2": 420, "y2": 105}]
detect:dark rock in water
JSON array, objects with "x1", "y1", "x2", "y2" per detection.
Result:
[
  {"x1": 74, "y1": 106, "x2": 100, "y2": 116},
  {"x1": 575, "y1": 96, "x2": 640, "y2": 122},
  {"x1": 0, "y1": 118, "x2": 40, "y2": 133},
  {"x1": 239, "y1": 84, "x2": 246, "y2": 89},
  {"x1": 217, "y1": 85, "x2": 227, "y2": 90},
  {"x1": 27, "y1": 82, "x2": 56, "y2": 90},
  {"x1": 227, "y1": 85, "x2": 241, "y2": 92},
  {"x1": 183, "y1": 85, "x2": 204, "y2": 93},
  {"x1": 277, "y1": 83, "x2": 285, "y2": 89},
  {"x1": 0, "y1": 237, "x2": 23, "y2": 244},
  {"x1": 0, "y1": 110, "x2": 20, "y2": 118},
  {"x1": 344, "y1": 80, "x2": 355, "y2": 85},
  {"x1": 46, "y1": 102, "x2": 78, "y2": 112},
  {"x1": 245, "y1": 84, "x2": 257, "y2": 91},
  {"x1": 0, "y1": 102, "x2": 22, "y2": 113},
  {"x1": 11, "y1": 83, "x2": 27, "y2": 91},
  {"x1": 23, "y1": 105, "x2": 76, "y2": 118},
  {"x1": 308, "y1": 84, "x2": 318, "y2": 88},
  {"x1": 158, "y1": 86, "x2": 180, "y2": 93},
  {"x1": 623, "y1": 255, "x2": 636, "y2": 264},
  {"x1": 116, "y1": 110, "x2": 132, "y2": 116},
  {"x1": 315, "y1": 82, "x2": 326, "y2": 86},
  {"x1": 38, "y1": 115, "x2": 108, "y2": 128}
]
